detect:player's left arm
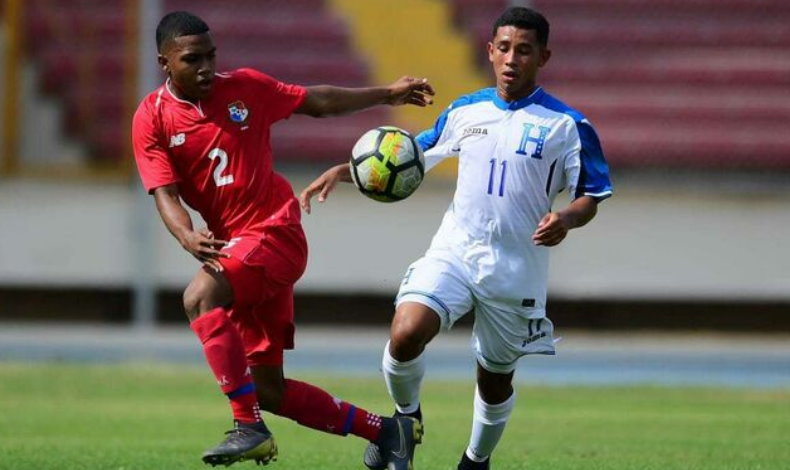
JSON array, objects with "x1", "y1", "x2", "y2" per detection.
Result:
[
  {"x1": 295, "y1": 76, "x2": 435, "y2": 117},
  {"x1": 533, "y1": 117, "x2": 611, "y2": 247},
  {"x1": 532, "y1": 196, "x2": 598, "y2": 247}
]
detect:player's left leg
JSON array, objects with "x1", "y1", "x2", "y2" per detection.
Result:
[
  {"x1": 252, "y1": 362, "x2": 421, "y2": 463},
  {"x1": 459, "y1": 365, "x2": 516, "y2": 469},
  {"x1": 458, "y1": 303, "x2": 556, "y2": 469},
  {"x1": 235, "y1": 283, "x2": 421, "y2": 470}
]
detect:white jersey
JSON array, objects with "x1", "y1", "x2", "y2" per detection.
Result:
[{"x1": 415, "y1": 86, "x2": 612, "y2": 314}]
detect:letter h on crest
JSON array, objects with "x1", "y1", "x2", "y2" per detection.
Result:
[{"x1": 516, "y1": 123, "x2": 550, "y2": 159}]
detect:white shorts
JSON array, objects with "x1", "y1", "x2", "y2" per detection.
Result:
[{"x1": 396, "y1": 252, "x2": 556, "y2": 374}]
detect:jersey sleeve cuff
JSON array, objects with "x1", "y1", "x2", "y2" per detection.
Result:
[
  {"x1": 145, "y1": 179, "x2": 180, "y2": 194},
  {"x1": 583, "y1": 190, "x2": 613, "y2": 202}
]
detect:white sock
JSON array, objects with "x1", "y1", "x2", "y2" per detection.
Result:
[
  {"x1": 466, "y1": 386, "x2": 515, "y2": 462},
  {"x1": 381, "y1": 340, "x2": 425, "y2": 415}
]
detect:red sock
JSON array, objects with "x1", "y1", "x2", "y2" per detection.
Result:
[
  {"x1": 276, "y1": 379, "x2": 383, "y2": 441},
  {"x1": 190, "y1": 307, "x2": 260, "y2": 424}
]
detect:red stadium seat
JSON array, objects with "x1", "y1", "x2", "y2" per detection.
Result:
[
  {"x1": 21, "y1": 0, "x2": 389, "y2": 163},
  {"x1": 450, "y1": 0, "x2": 790, "y2": 168}
]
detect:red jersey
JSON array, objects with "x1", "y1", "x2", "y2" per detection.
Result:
[{"x1": 132, "y1": 68, "x2": 307, "y2": 239}]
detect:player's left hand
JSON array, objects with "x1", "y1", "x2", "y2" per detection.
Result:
[
  {"x1": 532, "y1": 212, "x2": 570, "y2": 246},
  {"x1": 299, "y1": 163, "x2": 351, "y2": 214},
  {"x1": 386, "y1": 76, "x2": 435, "y2": 107}
]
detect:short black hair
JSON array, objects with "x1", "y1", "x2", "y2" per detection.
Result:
[
  {"x1": 492, "y1": 7, "x2": 550, "y2": 47},
  {"x1": 156, "y1": 11, "x2": 210, "y2": 52}
]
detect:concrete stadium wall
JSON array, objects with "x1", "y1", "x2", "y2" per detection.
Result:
[{"x1": 1, "y1": 170, "x2": 788, "y2": 302}]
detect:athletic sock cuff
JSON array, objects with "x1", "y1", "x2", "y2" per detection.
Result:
[
  {"x1": 473, "y1": 387, "x2": 515, "y2": 425},
  {"x1": 189, "y1": 307, "x2": 228, "y2": 343},
  {"x1": 226, "y1": 382, "x2": 256, "y2": 399},
  {"x1": 382, "y1": 341, "x2": 426, "y2": 375}
]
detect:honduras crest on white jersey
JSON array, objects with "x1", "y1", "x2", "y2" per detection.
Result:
[{"x1": 415, "y1": 87, "x2": 612, "y2": 312}]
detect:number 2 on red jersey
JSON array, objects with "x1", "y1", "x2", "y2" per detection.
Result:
[{"x1": 207, "y1": 148, "x2": 234, "y2": 186}]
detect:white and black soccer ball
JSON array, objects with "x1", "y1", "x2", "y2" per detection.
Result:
[{"x1": 349, "y1": 126, "x2": 425, "y2": 202}]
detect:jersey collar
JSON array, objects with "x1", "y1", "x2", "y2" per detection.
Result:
[
  {"x1": 492, "y1": 86, "x2": 545, "y2": 111},
  {"x1": 164, "y1": 78, "x2": 205, "y2": 117}
]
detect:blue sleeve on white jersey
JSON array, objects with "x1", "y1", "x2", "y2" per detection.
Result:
[
  {"x1": 416, "y1": 88, "x2": 496, "y2": 152},
  {"x1": 575, "y1": 120, "x2": 613, "y2": 201},
  {"x1": 416, "y1": 106, "x2": 451, "y2": 152},
  {"x1": 532, "y1": 90, "x2": 613, "y2": 201}
]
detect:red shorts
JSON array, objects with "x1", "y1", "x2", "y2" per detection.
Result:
[{"x1": 218, "y1": 222, "x2": 308, "y2": 366}]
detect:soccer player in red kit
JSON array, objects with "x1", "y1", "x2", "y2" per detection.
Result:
[{"x1": 132, "y1": 11, "x2": 434, "y2": 469}]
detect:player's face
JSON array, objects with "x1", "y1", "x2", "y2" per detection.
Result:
[
  {"x1": 158, "y1": 33, "x2": 216, "y2": 102},
  {"x1": 488, "y1": 26, "x2": 550, "y2": 102}
]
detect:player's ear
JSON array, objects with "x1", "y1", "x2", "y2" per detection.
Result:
[
  {"x1": 487, "y1": 41, "x2": 495, "y2": 63},
  {"x1": 538, "y1": 47, "x2": 551, "y2": 67},
  {"x1": 158, "y1": 54, "x2": 169, "y2": 73}
]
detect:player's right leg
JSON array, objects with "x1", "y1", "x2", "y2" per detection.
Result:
[
  {"x1": 182, "y1": 268, "x2": 276, "y2": 466},
  {"x1": 363, "y1": 301, "x2": 439, "y2": 470},
  {"x1": 366, "y1": 254, "x2": 474, "y2": 469},
  {"x1": 386, "y1": 254, "x2": 472, "y2": 418},
  {"x1": 194, "y1": 223, "x2": 311, "y2": 467},
  {"x1": 386, "y1": 301, "x2": 441, "y2": 416}
]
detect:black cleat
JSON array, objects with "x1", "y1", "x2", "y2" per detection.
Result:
[
  {"x1": 201, "y1": 421, "x2": 278, "y2": 467},
  {"x1": 364, "y1": 409, "x2": 422, "y2": 470},
  {"x1": 372, "y1": 416, "x2": 423, "y2": 470},
  {"x1": 457, "y1": 452, "x2": 490, "y2": 470}
]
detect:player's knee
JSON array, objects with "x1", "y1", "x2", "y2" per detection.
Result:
[
  {"x1": 390, "y1": 314, "x2": 437, "y2": 360},
  {"x1": 182, "y1": 285, "x2": 201, "y2": 320},
  {"x1": 182, "y1": 280, "x2": 219, "y2": 320},
  {"x1": 390, "y1": 322, "x2": 422, "y2": 352}
]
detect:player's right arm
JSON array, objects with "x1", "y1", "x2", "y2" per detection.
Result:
[
  {"x1": 132, "y1": 98, "x2": 228, "y2": 271},
  {"x1": 152, "y1": 184, "x2": 230, "y2": 272},
  {"x1": 298, "y1": 163, "x2": 352, "y2": 214}
]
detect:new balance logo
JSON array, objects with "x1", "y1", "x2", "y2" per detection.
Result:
[
  {"x1": 169, "y1": 133, "x2": 186, "y2": 147},
  {"x1": 223, "y1": 238, "x2": 241, "y2": 250}
]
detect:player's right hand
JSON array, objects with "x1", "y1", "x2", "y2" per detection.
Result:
[
  {"x1": 299, "y1": 163, "x2": 351, "y2": 214},
  {"x1": 386, "y1": 76, "x2": 435, "y2": 107},
  {"x1": 181, "y1": 228, "x2": 230, "y2": 272}
]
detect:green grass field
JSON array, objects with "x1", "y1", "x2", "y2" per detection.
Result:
[{"x1": 0, "y1": 362, "x2": 788, "y2": 470}]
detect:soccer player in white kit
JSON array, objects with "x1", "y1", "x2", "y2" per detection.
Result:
[{"x1": 300, "y1": 7, "x2": 612, "y2": 469}]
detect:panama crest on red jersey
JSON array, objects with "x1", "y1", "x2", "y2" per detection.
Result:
[{"x1": 228, "y1": 100, "x2": 249, "y2": 125}]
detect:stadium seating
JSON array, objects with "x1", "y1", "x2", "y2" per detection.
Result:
[
  {"x1": 22, "y1": 0, "x2": 389, "y2": 164},
  {"x1": 19, "y1": 0, "x2": 790, "y2": 169},
  {"x1": 450, "y1": 0, "x2": 790, "y2": 168}
]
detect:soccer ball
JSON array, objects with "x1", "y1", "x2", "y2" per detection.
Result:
[{"x1": 349, "y1": 126, "x2": 425, "y2": 202}]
